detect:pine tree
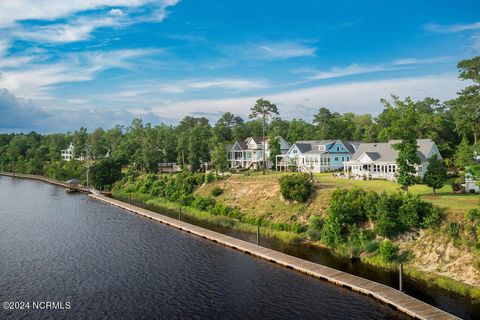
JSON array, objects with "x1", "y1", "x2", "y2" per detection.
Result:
[
  {"x1": 392, "y1": 98, "x2": 421, "y2": 191},
  {"x1": 424, "y1": 155, "x2": 447, "y2": 195}
]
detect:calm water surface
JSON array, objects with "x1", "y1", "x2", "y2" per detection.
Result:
[{"x1": 0, "y1": 177, "x2": 408, "y2": 319}]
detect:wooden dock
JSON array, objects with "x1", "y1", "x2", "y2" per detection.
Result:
[
  {"x1": 90, "y1": 193, "x2": 460, "y2": 320},
  {"x1": 0, "y1": 172, "x2": 90, "y2": 193}
]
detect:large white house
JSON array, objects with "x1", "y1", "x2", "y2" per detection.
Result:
[
  {"x1": 61, "y1": 143, "x2": 85, "y2": 161},
  {"x1": 343, "y1": 139, "x2": 442, "y2": 180},
  {"x1": 227, "y1": 136, "x2": 290, "y2": 169},
  {"x1": 276, "y1": 140, "x2": 360, "y2": 173}
]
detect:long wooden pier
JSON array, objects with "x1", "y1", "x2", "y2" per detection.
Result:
[
  {"x1": 0, "y1": 172, "x2": 90, "y2": 193},
  {"x1": 90, "y1": 193, "x2": 459, "y2": 320}
]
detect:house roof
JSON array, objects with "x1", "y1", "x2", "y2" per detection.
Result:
[
  {"x1": 293, "y1": 140, "x2": 358, "y2": 155},
  {"x1": 351, "y1": 139, "x2": 437, "y2": 163}
]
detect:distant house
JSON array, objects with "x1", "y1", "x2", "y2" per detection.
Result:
[
  {"x1": 227, "y1": 136, "x2": 290, "y2": 169},
  {"x1": 61, "y1": 143, "x2": 85, "y2": 161},
  {"x1": 276, "y1": 140, "x2": 360, "y2": 173},
  {"x1": 343, "y1": 139, "x2": 442, "y2": 181}
]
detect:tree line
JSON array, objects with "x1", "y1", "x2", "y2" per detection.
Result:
[{"x1": 0, "y1": 56, "x2": 479, "y2": 184}]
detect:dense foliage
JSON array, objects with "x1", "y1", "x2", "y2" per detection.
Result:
[
  {"x1": 321, "y1": 188, "x2": 442, "y2": 248},
  {"x1": 279, "y1": 173, "x2": 313, "y2": 202},
  {"x1": 1, "y1": 56, "x2": 480, "y2": 185}
]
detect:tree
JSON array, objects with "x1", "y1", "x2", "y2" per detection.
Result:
[
  {"x1": 313, "y1": 107, "x2": 333, "y2": 139},
  {"x1": 249, "y1": 98, "x2": 279, "y2": 174},
  {"x1": 450, "y1": 56, "x2": 480, "y2": 144},
  {"x1": 391, "y1": 98, "x2": 421, "y2": 191},
  {"x1": 268, "y1": 136, "x2": 281, "y2": 169},
  {"x1": 454, "y1": 136, "x2": 474, "y2": 169},
  {"x1": 211, "y1": 144, "x2": 228, "y2": 174},
  {"x1": 72, "y1": 127, "x2": 88, "y2": 159},
  {"x1": 423, "y1": 155, "x2": 447, "y2": 195},
  {"x1": 89, "y1": 157, "x2": 122, "y2": 190}
]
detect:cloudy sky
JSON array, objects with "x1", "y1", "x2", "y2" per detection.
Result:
[{"x1": 0, "y1": 0, "x2": 479, "y2": 132}]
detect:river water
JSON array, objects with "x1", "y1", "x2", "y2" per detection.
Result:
[{"x1": 0, "y1": 177, "x2": 411, "y2": 319}]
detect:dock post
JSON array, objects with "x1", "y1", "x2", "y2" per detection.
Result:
[
  {"x1": 399, "y1": 263, "x2": 403, "y2": 292},
  {"x1": 257, "y1": 225, "x2": 260, "y2": 246},
  {"x1": 179, "y1": 207, "x2": 182, "y2": 220}
]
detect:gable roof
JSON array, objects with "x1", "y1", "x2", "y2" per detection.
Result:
[
  {"x1": 351, "y1": 139, "x2": 438, "y2": 163},
  {"x1": 291, "y1": 140, "x2": 358, "y2": 155}
]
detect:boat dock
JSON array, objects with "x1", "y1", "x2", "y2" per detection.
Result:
[
  {"x1": 0, "y1": 172, "x2": 91, "y2": 193},
  {"x1": 90, "y1": 193, "x2": 460, "y2": 320}
]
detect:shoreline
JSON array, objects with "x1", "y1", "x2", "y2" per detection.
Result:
[
  {"x1": 0, "y1": 173, "x2": 461, "y2": 319},
  {"x1": 90, "y1": 192, "x2": 458, "y2": 320}
]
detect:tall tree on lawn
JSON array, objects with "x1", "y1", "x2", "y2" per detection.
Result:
[
  {"x1": 249, "y1": 98, "x2": 279, "y2": 174},
  {"x1": 391, "y1": 98, "x2": 421, "y2": 191}
]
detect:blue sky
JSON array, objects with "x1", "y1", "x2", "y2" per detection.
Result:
[{"x1": 0, "y1": 0, "x2": 479, "y2": 132}]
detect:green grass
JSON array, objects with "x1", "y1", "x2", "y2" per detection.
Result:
[
  {"x1": 312, "y1": 173, "x2": 479, "y2": 215},
  {"x1": 112, "y1": 188, "x2": 302, "y2": 244},
  {"x1": 406, "y1": 268, "x2": 480, "y2": 299}
]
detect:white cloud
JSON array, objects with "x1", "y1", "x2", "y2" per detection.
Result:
[
  {"x1": 224, "y1": 40, "x2": 316, "y2": 61},
  {"x1": 0, "y1": 1, "x2": 180, "y2": 44},
  {"x1": 145, "y1": 73, "x2": 464, "y2": 121},
  {"x1": 0, "y1": 1, "x2": 153, "y2": 26},
  {"x1": 109, "y1": 8, "x2": 124, "y2": 16},
  {"x1": 258, "y1": 41, "x2": 316, "y2": 59},
  {"x1": 0, "y1": 49, "x2": 159, "y2": 98},
  {"x1": 424, "y1": 21, "x2": 480, "y2": 33},
  {"x1": 296, "y1": 56, "x2": 452, "y2": 81}
]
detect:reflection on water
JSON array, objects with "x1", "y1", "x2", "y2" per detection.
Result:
[{"x1": 0, "y1": 177, "x2": 408, "y2": 319}]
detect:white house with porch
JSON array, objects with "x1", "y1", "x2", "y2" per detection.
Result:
[
  {"x1": 227, "y1": 136, "x2": 290, "y2": 169},
  {"x1": 276, "y1": 140, "x2": 359, "y2": 173},
  {"x1": 343, "y1": 139, "x2": 442, "y2": 180}
]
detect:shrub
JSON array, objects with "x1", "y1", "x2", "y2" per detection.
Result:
[
  {"x1": 191, "y1": 196, "x2": 216, "y2": 211},
  {"x1": 211, "y1": 186, "x2": 223, "y2": 197},
  {"x1": 279, "y1": 173, "x2": 313, "y2": 202},
  {"x1": 178, "y1": 194, "x2": 195, "y2": 206},
  {"x1": 451, "y1": 180, "x2": 462, "y2": 193},
  {"x1": 466, "y1": 209, "x2": 480, "y2": 222},
  {"x1": 204, "y1": 172, "x2": 215, "y2": 183},
  {"x1": 364, "y1": 240, "x2": 379, "y2": 253},
  {"x1": 446, "y1": 222, "x2": 461, "y2": 238},
  {"x1": 307, "y1": 215, "x2": 322, "y2": 240},
  {"x1": 378, "y1": 240, "x2": 398, "y2": 263}
]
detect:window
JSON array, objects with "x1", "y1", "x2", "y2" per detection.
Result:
[
  {"x1": 335, "y1": 157, "x2": 338, "y2": 161},
  {"x1": 336, "y1": 146, "x2": 340, "y2": 151},
  {"x1": 342, "y1": 157, "x2": 345, "y2": 161},
  {"x1": 319, "y1": 145, "x2": 325, "y2": 151}
]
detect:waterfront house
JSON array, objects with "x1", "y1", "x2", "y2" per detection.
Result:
[
  {"x1": 227, "y1": 136, "x2": 290, "y2": 169},
  {"x1": 343, "y1": 139, "x2": 442, "y2": 181},
  {"x1": 61, "y1": 143, "x2": 85, "y2": 161},
  {"x1": 276, "y1": 140, "x2": 360, "y2": 172}
]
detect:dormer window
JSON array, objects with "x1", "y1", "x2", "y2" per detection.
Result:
[{"x1": 319, "y1": 145, "x2": 325, "y2": 151}]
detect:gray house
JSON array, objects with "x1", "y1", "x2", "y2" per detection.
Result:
[
  {"x1": 343, "y1": 139, "x2": 442, "y2": 180},
  {"x1": 227, "y1": 136, "x2": 290, "y2": 169}
]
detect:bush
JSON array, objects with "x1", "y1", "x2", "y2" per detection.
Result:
[
  {"x1": 451, "y1": 180, "x2": 462, "y2": 193},
  {"x1": 204, "y1": 172, "x2": 215, "y2": 183},
  {"x1": 211, "y1": 186, "x2": 223, "y2": 197},
  {"x1": 191, "y1": 196, "x2": 216, "y2": 211},
  {"x1": 446, "y1": 222, "x2": 461, "y2": 238},
  {"x1": 364, "y1": 240, "x2": 379, "y2": 253},
  {"x1": 307, "y1": 215, "x2": 322, "y2": 240},
  {"x1": 378, "y1": 240, "x2": 398, "y2": 263},
  {"x1": 279, "y1": 173, "x2": 313, "y2": 202},
  {"x1": 178, "y1": 194, "x2": 195, "y2": 206},
  {"x1": 466, "y1": 209, "x2": 480, "y2": 222}
]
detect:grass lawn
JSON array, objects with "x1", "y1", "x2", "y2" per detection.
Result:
[{"x1": 312, "y1": 173, "x2": 479, "y2": 216}]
